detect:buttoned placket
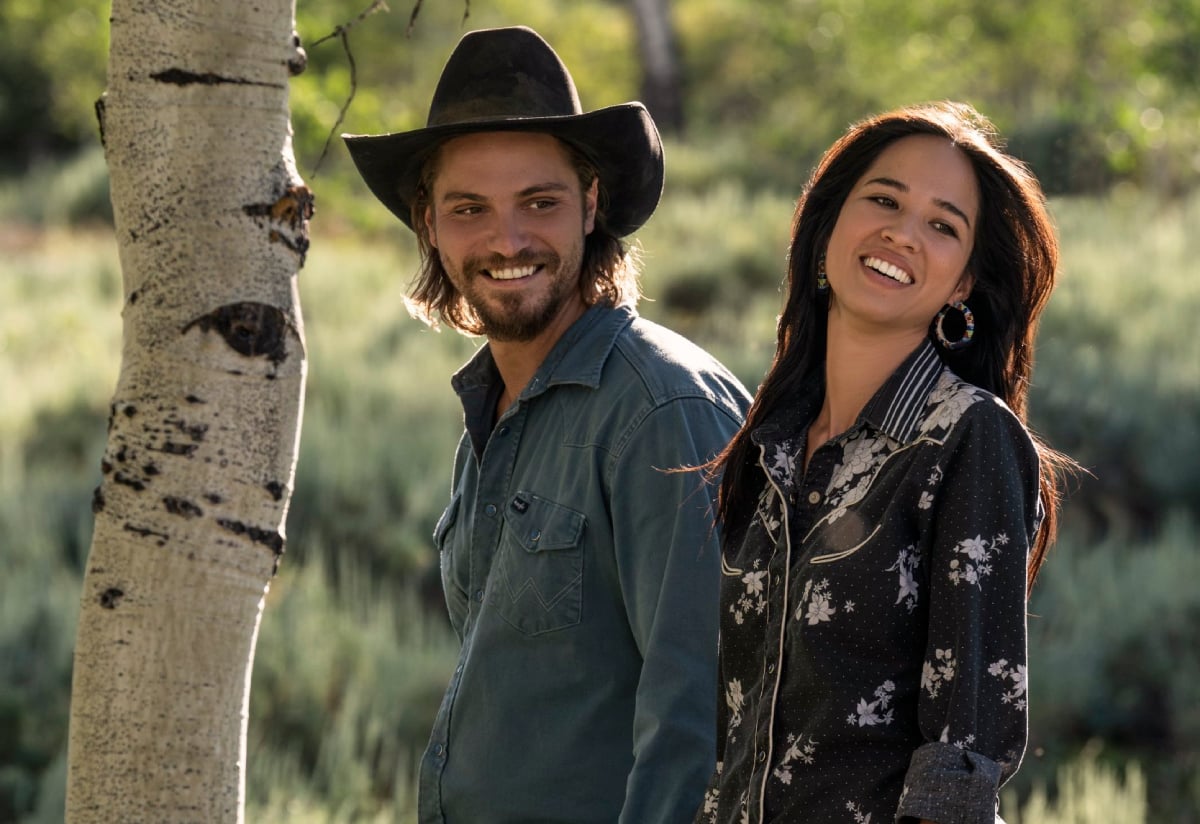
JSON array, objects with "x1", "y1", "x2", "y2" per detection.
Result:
[
  {"x1": 749, "y1": 432, "x2": 838, "y2": 823},
  {"x1": 425, "y1": 391, "x2": 526, "y2": 819},
  {"x1": 747, "y1": 438, "x2": 790, "y2": 822},
  {"x1": 466, "y1": 401, "x2": 524, "y2": 625}
]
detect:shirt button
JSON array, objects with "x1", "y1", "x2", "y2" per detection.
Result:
[
  {"x1": 757, "y1": 751, "x2": 767, "y2": 763},
  {"x1": 474, "y1": 589, "x2": 484, "y2": 602},
  {"x1": 484, "y1": 503, "x2": 498, "y2": 516},
  {"x1": 767, "y1": 662, "x2": 776, "y2": 674},
  {"x1": 807, "y1": 490, "x2": 822, "y2": 505},
  {"x1": 529, "y1": 528, "x2": 541, "y2": 542},
  {"x1": 433, "y1": 743, "x2": 445, "y2": 757},
  {"x1": 497, "y1": 426, "x2": 510, "y2": 437}
]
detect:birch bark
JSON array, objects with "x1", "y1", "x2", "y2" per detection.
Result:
[{"x1": 65, "y1": 0, "x2": 310, "y2": 820}]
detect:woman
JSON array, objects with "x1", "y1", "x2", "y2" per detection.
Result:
[{"x1": 698, "y1": 102, "x2": 1071, "y2": 823}]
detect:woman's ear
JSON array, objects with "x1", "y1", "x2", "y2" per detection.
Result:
[{"x1": 954, "y1": 270, "x2": 976, "y2": 303}]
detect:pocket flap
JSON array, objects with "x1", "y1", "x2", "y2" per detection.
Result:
[{"x1": 503, "y1": 492, "x2": 586, "y2": 552}]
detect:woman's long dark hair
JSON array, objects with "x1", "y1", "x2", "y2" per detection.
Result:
[{"x1": 715, "y1": 101, "x2": 1071, "y2": 591}]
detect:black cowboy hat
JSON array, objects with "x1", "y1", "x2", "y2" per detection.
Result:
[{"x1": 342, "y1": 25, "x2": 664, "y2": 237}]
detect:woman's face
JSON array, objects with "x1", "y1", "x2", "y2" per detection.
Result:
[{"x1": 824, "y1": 134, "x2": 979, "y2": 347}]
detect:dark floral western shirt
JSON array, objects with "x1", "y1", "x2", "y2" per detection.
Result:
[{"x1": 698, "y1": 340, "x2": 1043, "y2": 824}]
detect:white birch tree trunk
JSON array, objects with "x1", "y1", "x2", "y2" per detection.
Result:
[{"x1": 65, "y1": 0, "x2": 310, "y2": 820}]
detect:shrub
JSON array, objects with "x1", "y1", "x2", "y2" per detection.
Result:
[{"x1": 1023, "y1": 515, "x2": 1200, "y2": 819}]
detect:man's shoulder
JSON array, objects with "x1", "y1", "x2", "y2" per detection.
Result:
[{"x1": 606, "y1": 313, "x2": 751, "y2": 413}]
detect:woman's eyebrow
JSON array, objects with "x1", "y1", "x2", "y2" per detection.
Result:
[{"x1": 865, "y1": 175, "x2": 972, "y2": 228}]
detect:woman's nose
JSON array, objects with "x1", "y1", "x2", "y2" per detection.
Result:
[{"x1": 881, "y1": 214, "x2": 920, "y2": 250}]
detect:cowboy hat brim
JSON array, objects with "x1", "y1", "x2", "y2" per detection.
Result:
[{"x1": 342, "y1": 102, "x2": 663, "y2": 238}]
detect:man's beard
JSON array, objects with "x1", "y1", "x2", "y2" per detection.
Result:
[{"x1": 457, "y1": 246, "x2": 585, "y2": 342}]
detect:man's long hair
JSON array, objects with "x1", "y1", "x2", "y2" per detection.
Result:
[{"x1": 405, "y1": 137, "x2": 642, "y2": 335}]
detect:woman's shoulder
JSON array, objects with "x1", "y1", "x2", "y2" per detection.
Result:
[{"x1": 918, "y1": 368, "x2": 1030, "y2": 445}]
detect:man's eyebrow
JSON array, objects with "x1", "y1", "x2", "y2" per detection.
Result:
[
  {"x1": 437, "y1": 181, "x2": 573, "y2": 203},
  {"x1": 865, "y1": 175, "x2": 972, "y2": 228}
]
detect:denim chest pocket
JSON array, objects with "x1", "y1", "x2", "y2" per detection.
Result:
[{"x1": 495, "y1": 492, "x2": 586, "y2": 636}]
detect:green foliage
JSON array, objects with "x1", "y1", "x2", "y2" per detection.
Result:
[
  {"x1": 3, "y1": 172, "x2": 1200, "y2": 818},
  {"x1": 8, "y1": 0, "x2": 1200, "y2": 217},
  {"x1": 0, "y1": 145, "x2": 111, "y2": 227},
  {"x1": 1022, "y1": 515, "x2": 1200, "y2": 819},
  {"x1": 673, "y1": 0, "x2": 1200, "y2": 194},
  {"x1": 1003, "y1": 743, "x2": 1148, "y2": 824},
  {"x1": 247, "y1": 551, "x2": 456, "y2": 822},
  {"x1": 1031, "y1": 189, "x2": 1200, "y2": 535},
  {"x1": 286, "y1": 236, "x2": 476, "y2": 582},
  {"x1": 0, "y1": 0, "x2": 108, "y2": 171}
]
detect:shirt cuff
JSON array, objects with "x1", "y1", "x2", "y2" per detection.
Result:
[{"x1": 896, "y1": 741, "x2": 1002, "y2": 824}]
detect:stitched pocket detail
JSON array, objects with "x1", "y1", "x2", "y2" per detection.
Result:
[{"x1": 495, "y1": 492, "x2": 586, "y2": 636}]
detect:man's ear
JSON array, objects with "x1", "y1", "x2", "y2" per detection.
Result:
[
  {"x1": 583, "y1": 177, "x2": 598, "y2": 235},
  {"x1": 424, "y1": 206, "x2": 438, "y2": 249}
]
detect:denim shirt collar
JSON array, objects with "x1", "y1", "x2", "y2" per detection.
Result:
[{"x1": 450, "y1": 304, "x2": 637, "y2": 451}]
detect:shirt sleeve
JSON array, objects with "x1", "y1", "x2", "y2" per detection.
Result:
[
  {"x1": 609, "y1": 395, "x2": 743, "y2": 824},
  {"x1": 897, "y1": 398, "x2": 1042, "y2": 824}
]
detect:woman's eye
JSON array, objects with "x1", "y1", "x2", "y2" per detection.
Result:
[
  {"x1": 932, "y1": 221, "x2": 959, "y2": 238},
  {"x1": 869, "y1": 195, "x2": 897, "y2": 208}
]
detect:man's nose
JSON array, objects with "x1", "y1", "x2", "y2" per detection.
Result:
[{"x1": 487, "y1": 210, "x2": 532, "y2": 257}]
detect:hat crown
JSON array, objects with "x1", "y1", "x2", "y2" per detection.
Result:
[
  {"x1": 342, "y1": 25, "x2": 663, "y2": 236},
  {"x1": 427, "y1": 26, "x2": 583, "y2": 126}
]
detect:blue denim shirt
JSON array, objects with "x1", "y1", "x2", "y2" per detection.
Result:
[{"x1": 418, "y1": 304, "x2": 751, "y2": 824}]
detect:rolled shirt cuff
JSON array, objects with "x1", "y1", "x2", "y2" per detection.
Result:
[{"x1": 896, "y1": 741, "x2": 1002, "y2": 824}]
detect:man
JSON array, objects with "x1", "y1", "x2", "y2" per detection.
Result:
[{"x1": 344, "y1": 26, "x2": 750, "y2": 824}]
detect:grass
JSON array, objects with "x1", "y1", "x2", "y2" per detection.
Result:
[{"x1": 2, "y1": 182, "x2": 1199, "y2": 821}]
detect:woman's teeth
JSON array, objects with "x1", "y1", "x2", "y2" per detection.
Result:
[{"x1": 863, "y1": 256, "x2": 913, "y2": 284}]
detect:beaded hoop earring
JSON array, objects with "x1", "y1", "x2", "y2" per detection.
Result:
[
  {"x1": 934, "y1": 301, "x2": 975, "y2": 350},
  {"x1": 816, "y1": 253, "x2": 830, "y2": 292}
]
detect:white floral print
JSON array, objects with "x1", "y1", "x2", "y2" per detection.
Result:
[
  {"x1": 796, "y1": 578, "x2": 837, "y2": 625},
  {"x1": 731, "y1": 562, "x2": 769, "y2": 625},
  {"x1": 888, "y1": 544, "x2": 922, "y2": 611},
  {"x1": 772, "y1": 733, "x2": 818, "y2": 785},
  {"x1": 847, "y1": 681, "x2": 896, "y2": 727},
  {"x1": 921, "y1": 372, "x2": 984, "y2": 433},
  {"x1": 825, "y1": 432, "x2": 890, "y2": 517},
  {"x1": 921, "y1": 648, "x2": 956, "y2": 698},
  {"x1": 726, "y1": 678, "x2": 746, "y2": 729},
  {"x1": 846, "y1": 800, "x2": 873, "y2": 822},
  {"x1": 766, "y1": 441, "x2": 797, "y2": 489},
  {"x1": 989, "y1": 659, "x2": 1028, "y2": 709},
  {"x1": 947, "y1": 532, "x2": 1007, "y2": 589}
]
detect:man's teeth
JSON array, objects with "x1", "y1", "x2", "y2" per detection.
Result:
[
  {"x1": 489, "y1": 266, "x2": 537, "y2": 281},
  {"x1": 863, "y1": 256, "x2": 913, "y2": 284}
]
